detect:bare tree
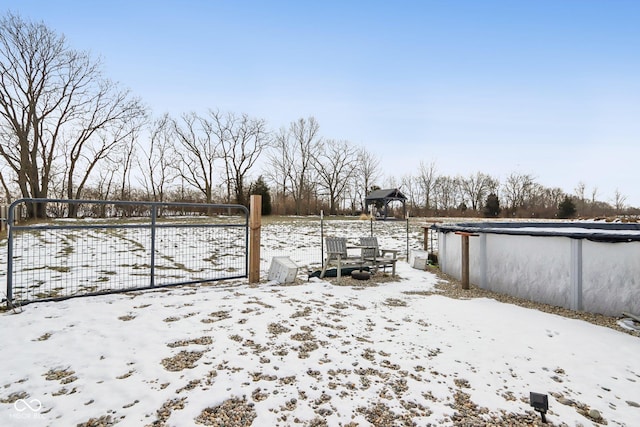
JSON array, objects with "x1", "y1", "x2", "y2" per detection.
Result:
[
  {"x1": 573, "y1": 181, "x2": 587, "y2": 214},
  {"x1": 118, "y1": 133, "x2": 137, "y2": 202},
  {"x1": 0, "y1": 13, "x2": 146, "y2": 217},
  {"x1": 545, "y1": 187, "x2": 566, "y2": 211},
  {"x1": 459, "y1": 171, "x2": 498, "y2": 211},
  {"x1": 173, "y1": 112, "x2": 219, "y2": 203},
  {"x1": 86, "y1": 160, "x2": 120, "y2": 217},
  {"x1": 383, "y1": 175, "x2": 400, "y2": 190},
  {"x1": 313, "y1": 139, "x2": 359, "y2": 215},
  {"x1": 590, "y1": 187, "x2": 599, "y2": 204},
  {"x1": 502, "y1": 172, "x2": 536, "y2": 212},
  {"x1": 522, "y1": 183, "x2": 560, "y2": 217},
  {"x1": 432, "y1": 175, "x2": 460, "y2": 211},
  {"x1": 0, "y1": 174, "x2": 12, "y2": 203},
  {"x1": 418, "y1": 161, "x2": 437, "y2": 211},
  {"x1": 344, "y1": 174, "x2": 360, "y2": 214},
  {"x1": 356, "y1": 147, "x2": 381, "y2": 211},
  {"x1": 208, "y1": 110, "x2": 270, "y2": 206},
  {"x1": 400, "y1": 174, "x2": 421, "y2": 214},
  {"x1": 65, "y1": 103, "x2": 145, "y2": 215},
  {"x1": 285, "y1": 117, "x2": 322, "y2": 215},
  {"x1": 574, "y1": 181, "x2": 586, "y2": 202},
  {"x1": 0, "y1": 159, "x2": 15, "y2": 203},
  {"x1": 265, "y1": 126, "x2": 294, "y2": 214},
  {"x1": 94, "y1": 162, "x2": 118, "y2": 201},
  {"x1": 138, "y1": 114, "x2": 178, "y2": 202},
  {"x1": 613, "y1": 189, "x2": 627, "y2": 212}
]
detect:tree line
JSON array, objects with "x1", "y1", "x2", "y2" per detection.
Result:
[{"x1": 0, "y1": 13, "x2": 635, "y2": 219}]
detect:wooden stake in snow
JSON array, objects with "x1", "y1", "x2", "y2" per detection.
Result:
[{"x1": 249, "y1": 195, "x2": 262, "y2": 284}]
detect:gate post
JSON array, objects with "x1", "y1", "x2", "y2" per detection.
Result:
[{"x1": 249, "y1": 195, "x2": 262, "y2": 284}]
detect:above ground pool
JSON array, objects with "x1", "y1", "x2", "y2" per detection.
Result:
[{"x1": 433, "y1": 221, "x2": 640, "y2": 316}]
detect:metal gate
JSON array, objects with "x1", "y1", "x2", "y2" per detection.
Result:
[{"x1": 4, "y1": 198, "x2": 249, "y2": 306}]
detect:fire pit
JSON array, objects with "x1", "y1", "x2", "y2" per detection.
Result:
[{"x1": 351, "y1": 270, "x2": 371, "y2": 280}]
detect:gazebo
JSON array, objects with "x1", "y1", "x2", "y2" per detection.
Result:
[{"x1": 364, "y1": 188, "x2": 407, "y2": 220}]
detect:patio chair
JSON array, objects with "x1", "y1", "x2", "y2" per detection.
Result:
[
  {"x1": 359, "y1": 236, "x2": 398, "y2": 276},
  {"x1": 319, "y1": 236, "x2": 365, "y2": 280}
]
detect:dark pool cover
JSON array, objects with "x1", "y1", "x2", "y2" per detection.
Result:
[{"x1": 432, "y1": 221, "x2": 640, "y2": 243}]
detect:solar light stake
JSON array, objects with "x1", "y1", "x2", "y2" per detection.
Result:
[{"x1": 529, "y1": 392, "x2": 549, "y2": 423}]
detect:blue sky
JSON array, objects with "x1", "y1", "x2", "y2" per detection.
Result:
[{"x1": 5, "y1": 0, "x2": 640, "y2": 207}]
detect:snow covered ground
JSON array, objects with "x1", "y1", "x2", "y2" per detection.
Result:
[
  {"x1": 1, "y1": 260, "x2": 639, "y2": 426},
  {"x1": 1, "y1": 217, "x2": 639, "y2": 426}
]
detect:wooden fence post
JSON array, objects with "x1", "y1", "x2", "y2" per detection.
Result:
[
  {"x1": 455, "y1": 231, "x2": 478, "y2": 290},
  {"x1": 249, "y1": 195, "x2": 262, "y2": 284},
  {"x1": 422, "y1": 226, "x2": 430, "y2": 251}
]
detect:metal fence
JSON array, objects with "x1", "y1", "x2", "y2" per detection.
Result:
[
  {"x1": 4, "y1": 198, "x2": 249, "y2": 306},
  {"x1": 2, "y1": 202, "x2": 438, "y2": 306}
]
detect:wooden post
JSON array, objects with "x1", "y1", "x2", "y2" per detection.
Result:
[
  {"x1": 455, "y1": 231, "x2": 478, "y2": 290},
  {"x1": 423, "y1": 226, "x2": 429, "y2": 251},
  {"x1": 461, "y1": 234, "x2": 470, "y2": 289},
  {"x1": 249, "y1": 195, "x2": 262, "y2": 284}
]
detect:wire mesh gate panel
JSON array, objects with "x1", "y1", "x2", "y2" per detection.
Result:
[{"x1": 5, "y1": 199, "x2": 249, "y2": 305}]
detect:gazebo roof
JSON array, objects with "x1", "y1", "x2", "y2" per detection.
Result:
[{"x1": 365, "y1": 188, "x2": 407, "y2": 202}]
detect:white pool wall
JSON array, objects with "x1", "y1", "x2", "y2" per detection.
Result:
[
  {"x1": 437, "y1": 223, "x2": 640, "y2": 316},
  {"x1": 581, "y1": 240, "x2": 640, "y2": 315}
]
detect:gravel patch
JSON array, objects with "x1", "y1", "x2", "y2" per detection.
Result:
[
  {"x1": 161, "y1": 350, "x2": 204, "y2": 372},
  {"x1": 194, "y1": 397, "x2": 256, "y2": 426}
]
